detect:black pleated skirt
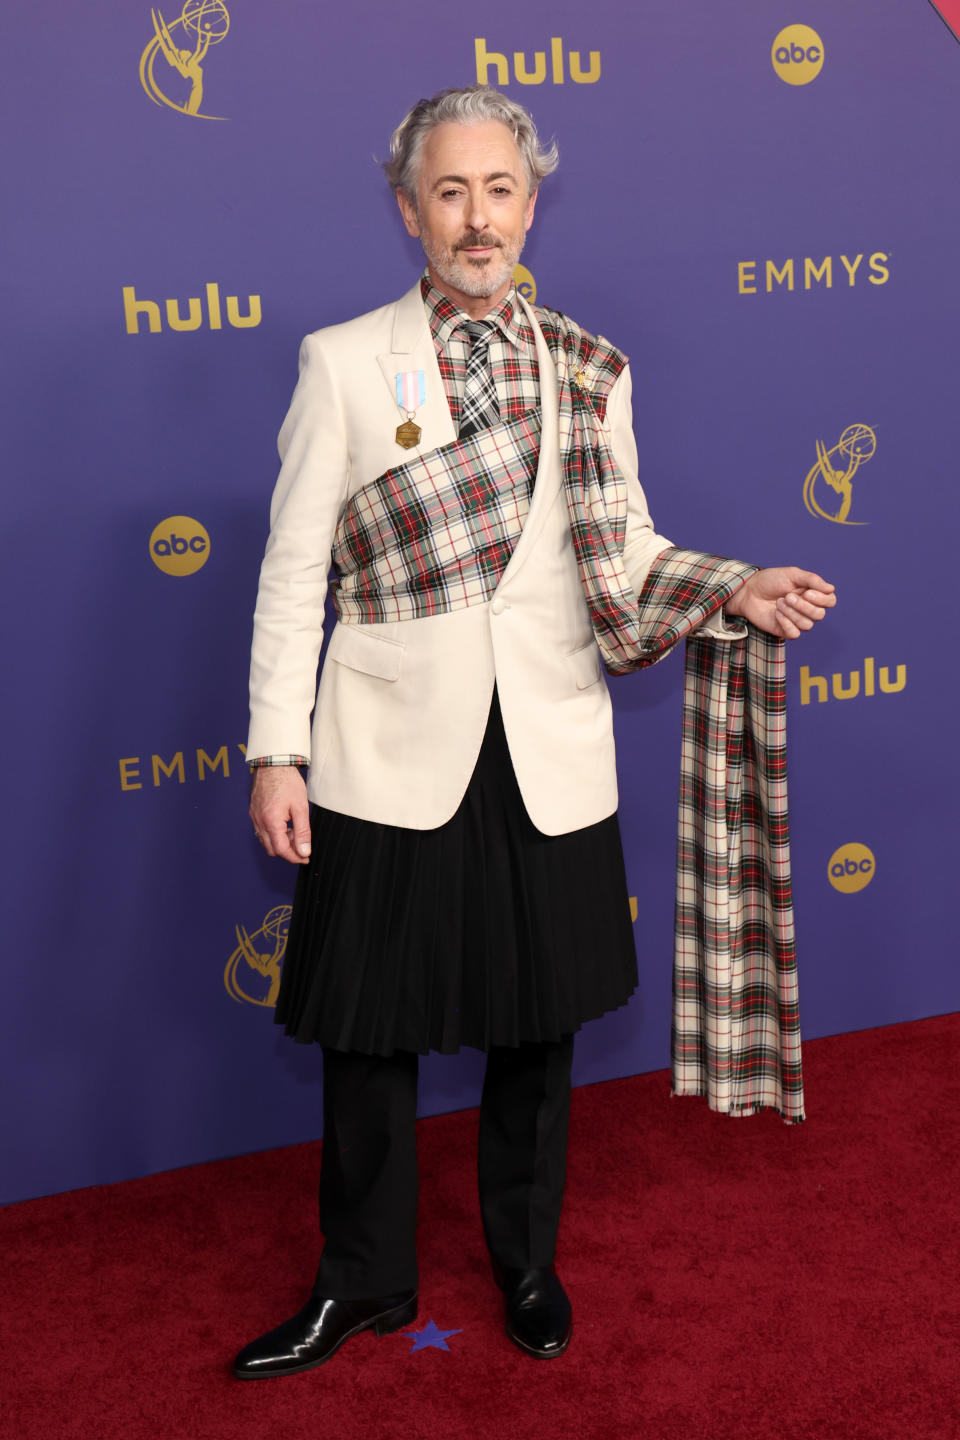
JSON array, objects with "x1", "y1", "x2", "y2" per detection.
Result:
[{"x1": 274, "y1": 690, "x2": 638, "y2": 1055}]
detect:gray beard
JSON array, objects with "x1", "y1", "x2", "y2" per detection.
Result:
[{"x1": 422, "y1": 234, "x2": 525, "y2": 299}]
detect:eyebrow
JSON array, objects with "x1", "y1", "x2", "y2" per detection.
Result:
[{"x1": 431, "y1": 171, "x2": 519, "y2": 188}]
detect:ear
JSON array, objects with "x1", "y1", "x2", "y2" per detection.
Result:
[
  {"x1": 523, "y1": 186, "x2": 538, "y2": 234},
  {"x1": 396, "y1": 189, "x2": 421, "y2": 239}
]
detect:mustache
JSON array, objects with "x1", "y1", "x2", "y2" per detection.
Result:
[{"x1": 456, "y1": 231, "x2": 502, "y2": 251}]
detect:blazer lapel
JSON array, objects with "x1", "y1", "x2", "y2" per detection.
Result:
[
  {"x1": 498, "y1": 297, "x2": 562, "y2": 582},
  {"x1": 376, "y1": 282, "x2": 455, "y2": 456},
  {"x1": 372, "y1": 286, "x2": 562, "y2": 569}
]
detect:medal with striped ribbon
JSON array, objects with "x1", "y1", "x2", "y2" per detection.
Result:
[{"x1": 395, "y1": 370, "x2": 426, "y2": 449}]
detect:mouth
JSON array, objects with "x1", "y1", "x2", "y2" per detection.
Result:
[{"x1": 457, "y1": 236, "x2": 501, "y2": 259}]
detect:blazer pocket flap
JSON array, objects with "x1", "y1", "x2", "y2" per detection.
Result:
[
  {"x1": 328, "y1": 624, "x2": 403, "y2": 681},
  {"x1": 569, "y1": 640, "x2": 602, "y2": 689}
]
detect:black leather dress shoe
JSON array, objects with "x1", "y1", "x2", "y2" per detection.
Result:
[
  {"x1": 233, "y1": 1290, "x2": 418, "y2": 1378},
  {"x1": 494, "y1": 1264, "x2": 572, "y2": 1358}
]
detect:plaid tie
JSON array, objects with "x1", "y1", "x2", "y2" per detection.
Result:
[{"x1": 458, "y1": 320, "x2": 500, "y2": 438}]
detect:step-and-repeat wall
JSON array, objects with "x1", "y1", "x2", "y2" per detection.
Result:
[{"x1": 4, "y1": 1, "x2": 959, "y2": 1203}]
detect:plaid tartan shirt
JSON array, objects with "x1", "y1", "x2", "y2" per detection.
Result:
[{"x1": 421, "y1": 274, "x2": 541, "y2": 433}]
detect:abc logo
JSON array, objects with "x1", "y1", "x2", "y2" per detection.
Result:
[
  {"x1": 771, "y1": 25, "x2": 824, "y2": 85},
  {"x1": 827, "y1": 843, "x2": 875, "y2": 895},
  {"x1": 149, "y1": 515, "x2": 211, "y2": 576},
  {"x1": 513, "y1": 263, "x2": 537, "y2": 303}
]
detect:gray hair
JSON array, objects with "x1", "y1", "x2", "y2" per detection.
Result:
[{"x1": 383, "y1": 85, "x2": 559, "y2": 199}]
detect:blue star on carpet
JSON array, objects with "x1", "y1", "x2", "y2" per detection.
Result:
[{"x1": 402, "y1": 1318, "x2": 463, "y2": 1353}]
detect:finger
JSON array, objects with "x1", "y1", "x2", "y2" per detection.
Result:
[
  {"x1": 262, "y1": 809, "x2": 294, "y2": 854},
  {"x1": 265, "y1": 822, "x2": 308, "y2": 866},
  {"x1": 256, "y1": 800, "x2": 302, "y2": 864},
  {"x1": 782, "y1": 593, "x2": 826, "y2": 622},
  {"x1": 250, "y1": 807, "x2": 272, "y2": 855},
  {"x1": 290, "y1": 793, "x2": 312, "y2": 860},
  {"x1": 265, "y1": 819, "x2": 290, "y2": 857},
  {"x1": 802, "y1": 586, "x2": 837, "y2": 608},
  {"x1": 775, "y1": 599, "x2": 807, "y2": 637},
  {"x1": 789, "y1": 569, "x2": 835, "y2": 593}
]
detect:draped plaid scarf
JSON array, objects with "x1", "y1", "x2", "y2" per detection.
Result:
[
  {"x1": 532, "y1": 309, "x2": 756, "y2": 675},
  {"x1": 330, "y1": 305, "x2": 804, "y2": 1124},
  {"x1": 673, "y1": 628, "x2": 804, "y2": 1123},
  {"x1": 332, "y1": 309, "x2": 758, "y2": 664}
]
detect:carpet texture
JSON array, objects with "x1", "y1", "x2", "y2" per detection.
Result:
[{"x1": 3, "y1": 1014, "x2": 958, "y2": 1440}]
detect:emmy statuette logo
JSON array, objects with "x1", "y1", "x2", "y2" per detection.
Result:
[
  {"x1": 771, "y1": 25, "x2": 824, "y2": 85},
  {"x1": 149, "y1": 515, "x2": 211, "y2": 575},
  {"x1": 140, "y1": 1, "x2": 231, "y2": 119},
  {"x1": 225, "y1": 906, "x2": 292, "y2": 1007},
  {"x1": 802, "y1": 424, "x2": 877, "y2": 526}
]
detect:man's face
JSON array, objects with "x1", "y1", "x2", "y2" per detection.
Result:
[{"x1": 397, "y1": 120, "x2": 537, "y2": 313}]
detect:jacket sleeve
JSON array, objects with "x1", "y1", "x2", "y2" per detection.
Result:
[
  {"x1": 246, "y1": 334, "x2": 351, "y2": 763},
  {"x1": 605, "y1": 363, "x2": 673, "y2": 593}
]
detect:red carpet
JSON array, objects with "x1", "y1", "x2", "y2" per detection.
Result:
[{"x1": 3, "y1": 1014, "x2": 958, "y2": 1440}]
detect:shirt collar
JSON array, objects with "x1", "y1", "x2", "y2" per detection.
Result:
[{"x1": 420, "y1": 273, "x2": 533, "y2": 355}]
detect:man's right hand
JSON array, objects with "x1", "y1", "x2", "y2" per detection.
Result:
[{"x1": 249, "y1": 766, "x2": 312, "y2": 865}]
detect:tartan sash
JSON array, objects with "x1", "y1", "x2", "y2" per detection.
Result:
[
  {"x1": 595, "y1": 546, "x2": 803, "y2": 1124},
  {"x1": 332, "y1": 308, "x2": 756, "y2": 652},
  {"x1": 331, "y1": 411, "x2": 540, "y2": 624},
  {"x1": 529, "y1": 310, "x2": 753, "y2": 671}
]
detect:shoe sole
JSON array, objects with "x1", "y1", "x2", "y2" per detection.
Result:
[{"x1": 232, "y1": 1295, "x2": 418, "y2": 1379}]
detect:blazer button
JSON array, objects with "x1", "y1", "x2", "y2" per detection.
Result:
[{"x1": 491, "y1": 597, "x2": 508, "y2": 615}]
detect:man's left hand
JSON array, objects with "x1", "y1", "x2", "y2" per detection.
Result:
[{"x1": 724, "y1": 567, "x2": 837, "y2": 640}]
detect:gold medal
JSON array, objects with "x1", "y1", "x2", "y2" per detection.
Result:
[{"x1": 394, "y1": 372, "x2": 425, "y2": 450}]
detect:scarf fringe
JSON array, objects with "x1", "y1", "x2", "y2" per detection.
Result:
[{"x1": 670, "y1": 1087, "x2": 806, "y2": 1125}]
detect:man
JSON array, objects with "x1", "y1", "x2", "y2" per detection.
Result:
[{"x1": 234, "y1": 86, "x2": 835, "y2": 1379}]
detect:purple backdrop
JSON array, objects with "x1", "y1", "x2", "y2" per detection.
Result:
[{"x1": 3, "y1": 0, "x2": 958, "y2": 1204}]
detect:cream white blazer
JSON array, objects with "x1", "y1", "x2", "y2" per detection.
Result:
[{"x1": 247, "y1": 281, "x2": 676, "y2": 835}]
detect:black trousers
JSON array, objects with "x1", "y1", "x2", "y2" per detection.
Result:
[{"x1": 314, "y1": 1035, "x2": 575, "y2": 1298}]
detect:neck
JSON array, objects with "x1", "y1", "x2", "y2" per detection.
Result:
[{"x1": 425, "y1": 265, "x2": 511, "y2": 320}]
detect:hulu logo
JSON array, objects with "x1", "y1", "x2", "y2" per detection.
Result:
[
  {"x1": 123, "y1": 283, "x2": 261, "y2": 335},
  {"x1": 474, "y1": 37, "x2": 601, "y2": 86},
  {"x1": 799, "y1": 658, "x2": 906, "y2": 704}
]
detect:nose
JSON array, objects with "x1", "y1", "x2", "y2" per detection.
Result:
[{"x1": 466, "y1": 185, "x2": 491, "y2": 235}]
